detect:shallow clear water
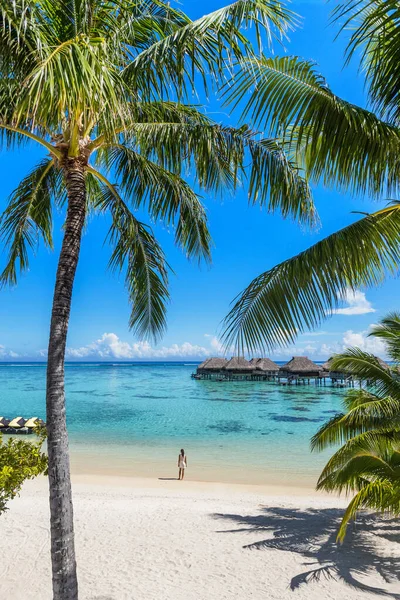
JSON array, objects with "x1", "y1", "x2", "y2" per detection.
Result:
[{"x1": 0, "y1": 362, "x2": 347, "y2": 485}]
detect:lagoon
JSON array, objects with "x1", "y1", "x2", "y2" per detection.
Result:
[{"x1": 0, "y1": 362, "x2": 346, "y2": 486}]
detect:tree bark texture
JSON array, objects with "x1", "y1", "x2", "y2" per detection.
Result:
[{"x1": 46, "y1": 158, "x2": 86, "y2": 600}]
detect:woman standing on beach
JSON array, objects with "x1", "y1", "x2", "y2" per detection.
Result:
[{"x1": 178, "y1": 449, "x2": 187, "y2": 480}]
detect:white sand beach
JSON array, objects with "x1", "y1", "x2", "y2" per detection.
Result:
[{"x1": 0, "y1": 475, "x2": 399, "y2": 600}]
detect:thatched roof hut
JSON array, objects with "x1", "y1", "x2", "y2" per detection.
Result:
[
  {"x1": 322, "y1": 358, "x2": 333, "y2": 372},
  {"x1": 323, "y1": 355, "x2": 390, "y2": 374},
  {"x1": 197, "y1": 358, "x2": 211, "y2": 372},
  {"x1": 201, "y1": 357, "x2": 228, "y2": 371},
  {"x1": 251, "y1": 358, "x2": 279, "y2": 372},
  {"x1": 223, "y1": 357, "x2": 254, "y2": 372},
  {"x1": 376, "y1": 356, "x2": 390, "y2": 370},
  {"x1": 280, "y1": 356, "x2": 321, "y2": 377}
]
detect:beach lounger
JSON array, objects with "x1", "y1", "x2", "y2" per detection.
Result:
[
  {"x1": 8, "y1": 417, "x2": 26, "y2": 428},
  {"x1": 24, "y1": 417, "x2": 39, "y2": 429}
]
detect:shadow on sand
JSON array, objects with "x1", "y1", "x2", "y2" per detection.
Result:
[{"x1": 213, "y1": 506, "x2": 400, "y2": 597}]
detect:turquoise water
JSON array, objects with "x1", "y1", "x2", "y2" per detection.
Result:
[{"x1": 0, "y1": 362, "x2": 346, "y2": 485}]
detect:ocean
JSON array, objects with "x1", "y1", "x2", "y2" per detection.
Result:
[{"x1": 0, "y1": 362, "x2": 346, "y2": 486}]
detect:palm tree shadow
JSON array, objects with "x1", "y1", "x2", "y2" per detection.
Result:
[{"x1": 213, "y1": 507, "x2": 400, "y2": 597}]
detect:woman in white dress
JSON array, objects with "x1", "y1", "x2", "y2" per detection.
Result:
[{"x1": 177, "y1": 448, "x2": 187, "y2": 480}]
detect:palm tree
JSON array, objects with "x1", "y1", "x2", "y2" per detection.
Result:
[
  {"x1": 221, "y1": 0, "x2": 400, "y2": 353},
  {"x1": 0, "y1": 1, "x2": 314, "y2": 598},
  {"x1": 311, "y1": 313, "x2": 400, "y2": 542}
]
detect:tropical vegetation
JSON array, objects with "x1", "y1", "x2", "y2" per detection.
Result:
[
  {"x1": 312, "y1": 313, "x2": 400, "y2": 542},
  {"x1": 0, "y1": 428, "x2": 47, "y2": 515},
  {"x1": 0, "y1": 1, "x2": 314, "y2": 598},
  {"x1": 222, "y1": 0, "x2": 400, "y2": 353}
]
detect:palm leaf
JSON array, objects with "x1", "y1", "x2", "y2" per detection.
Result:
[
  {"x1": 311, "y1": 391, "x2": 400, "y2": 451},
  {"x1": 98, "y1": 145, "x2": 212, "y2": 262},
  {"x1": 88, "y1": 168, "x2": 170, "y2": 341},
  {"x1": 95, "y1": 115, "x2": 315, "y2": 225},
  {"x1": 333, "y1": 0, "x2": 400, "y2": 122},
  {"x1": 0, "y1": 159, "x2": 62, "y2": 285},
  {"x1": 221, "y1": 203, "x2": 400, "y2": 353},
  {"x1": 336, "y1": 479, "x2": 400, "y2": 542},
  {"x1": 316, "y1": 430, "x2": 400, "y2": 487},
  {"x1": 223, "y1": 55, "x2": 400, "y2": 198},
  {"x1": 124, "y1": 0, "x2": 295, "y2": 97},
  {"x1": 369, "y1": 312, "x2": 400, "y2": 363},
  {"x1": 330, "y1": 349, "x2": 400, "y2": 399}
]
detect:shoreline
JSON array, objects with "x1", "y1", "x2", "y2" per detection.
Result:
[
  {"x1": 69, "y1": 472, "x2": 330, "y2": 498},
  {"x1": 69, "y1": 453, "x2": 322, "y2": 490},
  {"x1": 68, "y1": 443, "x2": 327, "y2": 489}
]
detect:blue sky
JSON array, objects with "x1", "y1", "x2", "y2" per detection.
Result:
[{"x1": 0, "y1": 0, "x2": 397, "y2": 361}]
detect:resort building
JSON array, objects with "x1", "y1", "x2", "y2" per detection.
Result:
[
  {"x1": 322, "y1": 355, "x2": 390, "y2": 386},
  {"x1": 322, "y1": 357, "x2": 350, "y2": 384},
  {"x1": 223, "y1": 357, "x2": 254, "y2": 380},
  {"x1": 195, "y1": 357, "x2": 228, "y2": 378},
  {"x1": 250, "y1": 358, "x2": 280, "y2": 379},
  {"x1": 193, "y1": 354, "x2": 391, "y2": 385},
  {"x1": 194, "y1": 356, "x2": 279, "y2": 381},
  {"x1": 279, "y1": 356, "x2": 323, "y2": 384}
]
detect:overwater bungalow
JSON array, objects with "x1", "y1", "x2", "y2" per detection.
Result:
[
  {"x1": 194, "y1": 357, "x2": 228, "y2": 379},
  {"x1": 279, "y1": 356, "x2": 323, "y2": 384},
  {"x1": 322, "y1": 357, "x2": 350, "y2": 385},
  {"x1": 323, "y1": 355, "x2": 390, "y2": 386},
  {"x1": 376, "y1": 357, "x2": 390, "y2": 370},
  {"x1": 197, "y1": 358, "x2": 212, "y2": 374},
  {"x1": 250, "y1": 358, "x2": 279, "y2": 380},
  {"x1": 223, "y1": 357, "x2": 254, "y2": 380}
]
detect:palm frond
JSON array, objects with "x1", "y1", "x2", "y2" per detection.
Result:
[
  {"x1": 95, "y1": 115, "x2": 315, "y2": 225},
  {"x1": 333, "y1": 0, "x2": 400, "y2": 122},
  {"x1": 88, "y1": 167, "x2": 170, "y2": 341},
  {"x1": 369, "y1": 311, "x2": 400, "y2": 363},
  {"x1": 222, "y1": 203, "x2": 400, "y2": 354},
  {"x1": 223, "y1": 55, "x2": 400, "y2": 198},
  {"x1": 311, "y1": 392, "x2": 400, "y2": 451},
  {"x1": 98, "y1": 145, "x2": 212, "y2": 263},
  {"x1": 0, "y1": 159, "x2": 62, "y2": 285},
  {"x1": 316, "y1": 430, "x2": 400, "y2": 488},
  {"x1": 331, "y1": 349, "x2": 400, "y2": 399},
  {"x1": 336, "y1": 480, "x2": 400, "y2": 542},
  {"x1": 13, "y1": 36, "x2": 126, "y2": 141},
  {"x1": 124, "y1": 0, "x2": 295, "y2": 97}
]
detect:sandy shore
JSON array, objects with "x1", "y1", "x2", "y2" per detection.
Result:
[{"x1": 0, "y1": 475, "x2": 399, "y2": 599}]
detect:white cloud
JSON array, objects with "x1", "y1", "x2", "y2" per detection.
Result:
[
  {"x1": 204, "y1": 334, "x2": 227, "y2": 354},
  {"x1": 65, "y1": 332, "x2": 212, "y2": 360},
  {"x1": 333, "y1": 289, "x2": 376, "y2": 316},
  {"x1": 0, "y1": 344, "x2": 19, "y2": 358},
  {"x1": 271, "y1": 325, "x2": 387, "y2": 360},
  {"x1": 342, "y1": 328, "x2": 386, "y2": 356},
  {"x1": 307, "y1": 330, "x2": 338, "y2": 337}
]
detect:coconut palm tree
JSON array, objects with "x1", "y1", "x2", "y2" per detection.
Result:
[
  {"x1": 0, "y1": 1, "x2": 314, "y2": 598},
  {"x1": 311, "y1": 313, "x2": 400, "y2": 542},
  {"x1": 221, "y1": 0, "x2": 400, "y2": 353}
]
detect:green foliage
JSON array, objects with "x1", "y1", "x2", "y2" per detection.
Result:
[
  {"x1": 223, "y1": 203, "x2": 400, "y2": 353},
  {"x1": 223, "y1": 55, "x2": 400, "y2": 197},
  {"x1": 0, "y1": 428, "x2": 48, "y2": 514},
  {"x1": 221, "y1": 2, "x2": 400, "y2": 353},
  {"x1": 312, "y1": 313, "x2": 400, "y2": 542},
  {"x1": 0, "y1": 0, "x2": 314, "y2": 343}
]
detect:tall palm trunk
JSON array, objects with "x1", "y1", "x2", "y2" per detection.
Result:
[{"x1": 46, "y1": 157, "x2": 86, "y2": 600}]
